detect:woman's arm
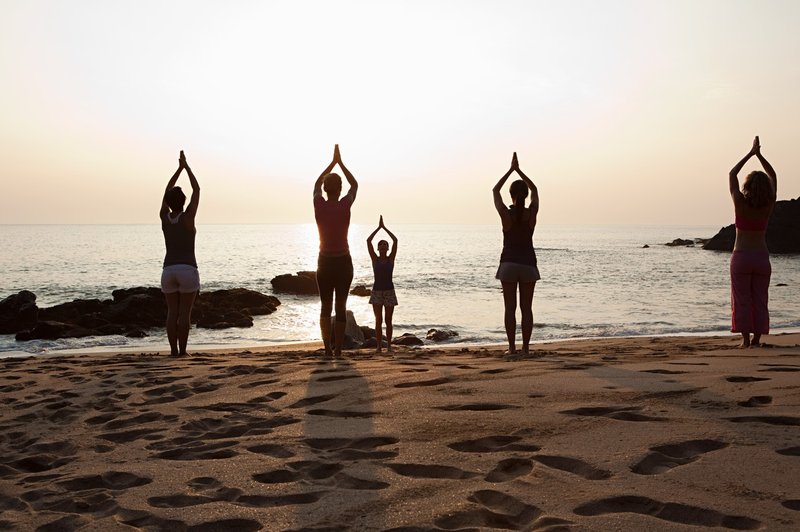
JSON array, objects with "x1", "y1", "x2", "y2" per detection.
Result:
[
  {"x1": 313, "y1": 145, "x2": 338, "y2": 199},
  {"x1": 160, "y1": 152, "x2": 184, "y2": 219},
  {"x1": 381, "y1": 215, "x2": 399, "y2": 260},
  {"x1": 729, "y1": 137, "x2": 759, "y2": 198},
  {"x1": 336, "y1": 145, "x2": 359, "y2": 202},
  {"x1": 492, "y1": 153, "x2": 515, "y2": 218},
  {"x1": 183, "y1": 151, "x2": 201, "y2": 222},
  {"x1": 512, "y1": 153, "x2": 539, "y2": 228},
  {"x1": 753, "y1": 137, "x2": 777, "y2": 197}
]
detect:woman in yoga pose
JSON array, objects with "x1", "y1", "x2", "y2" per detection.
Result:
[
  {"x1": 492, "y1": 152, "x2": 539, "y2": 354},
  {"x1": 728, "y1": 136, "x2": 777, "y2": 347}
]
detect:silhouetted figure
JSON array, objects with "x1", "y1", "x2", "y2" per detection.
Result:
[
  {"x1": 493, "y1": 152, "x2": 540, "y2": 354},
  {"x1": 313, "y1": 145, "x2": 358, "y2": 357},
  {"x1": 160, "y1": 150, "x2": 200, "y2": 356},
  {"x1": 367, "y1": 216, "x2": 399, "y2": 352},
  {"x1": 728, "y1": 136, "x2": 777, "y2": 348}
]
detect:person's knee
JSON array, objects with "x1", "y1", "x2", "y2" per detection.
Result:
[
  {"x1": 177, "y1": 315, "x2": 192, "y2": 329},
  {"x1": 320, "y1": 301, "x2": 333, "y2": 317}
]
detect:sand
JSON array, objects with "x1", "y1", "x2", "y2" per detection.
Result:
[{"x1": 1, "y1": 333, "x2": 799, "y2": 531}]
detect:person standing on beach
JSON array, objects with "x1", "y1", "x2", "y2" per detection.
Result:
[
  {"x1": 160, "y1": 150, "x2": 200, "y2": 357},
  {"x1": 314, "y1": 145, "x2": 358, "y2": 357},
  {"x1": 493, "y1": 152, "x2": 540, "y2": 354},
  {"x1": 728, "y1": 136, "x2": 777, "y2": 348},
  {"x1": 367, "y1": 215, "x2": 399, "y2": 352}
]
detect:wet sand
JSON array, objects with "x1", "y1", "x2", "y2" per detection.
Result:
[{"x1": 1, "y1": 333, "x2": 799, "y2": 530}]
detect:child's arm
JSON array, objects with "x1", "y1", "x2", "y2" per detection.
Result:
[
  {"x1": 366, "y1": 222, "x2": 380, "y2": 261},
  {"x1": 381, "y1": 216, "x2": 399, "y2": 261}
]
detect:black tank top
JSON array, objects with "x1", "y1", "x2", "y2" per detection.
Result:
[
  {"x1": 499, "y1": 215, "x2": 536, "y2": 267},
  {"x1": 162, "y1": 213, "x2": 197, "y2": 268}
]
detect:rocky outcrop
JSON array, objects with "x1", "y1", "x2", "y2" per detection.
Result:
[
  {"x1": 703, "y1": 197, "x2": 800, "y2": 253},
  {"x1": 664, "y1": 238, "x2": 695, "y2": 247},
  {"x1": 8, "y1": 288, "x2": 280, "y2": 341},
  {"x1": 394, "y1": 333, "x2": 424, "y2": 346},
  {"x1": 271, "y1": 271, "x2": 318, "y2": 295},
  {"x1": 350, "y1": 285, "x2": 372, "y2": 297},
  {"x1": 0, "y1": 291, "x2": 38, "y2": 334},
  {"x1": 426, "y1": 328, "x2": 458, "y2": 342}
]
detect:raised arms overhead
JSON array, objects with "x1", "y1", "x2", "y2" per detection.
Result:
[
  {"x1": 380, "y1": 215, "x2": 399, "y2": 261},
  {"x1": 511, "y1": 152, "x2": 539, "y2": 229},
  {"x1": 335, "y1": 145, "x2": 359, "y2": 202},
  {"x1": 182, "y1": 151, "x2": 201, "y2": 222},
  {"x1": 313, "y1": 145, "x2": 338, "y2": 199},
  {"x1": 160, "y1": 152, "x2": 184, "y2": 220}
]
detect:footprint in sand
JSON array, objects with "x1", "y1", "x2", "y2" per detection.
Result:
[
  {"x1": 573, "y1": 495, "x2": 760, "y2": 530},
  {"x1": 737, "y1": 395, "x2": 772, "y2": 407},
  {"x1": 484, "y1": 458, "x2": 534, "y2": 482},
  {"x1": 782, "y1": 500, "x2": 800, "y2": 511},
  {"x1": 534, "y1": 455, "x2": 611, "y2": 480},
  {"x1": 287, "y1": 393, "x2": 338, "y2": 408},
  {"x1": 631, "y1": 439, "x2": 729, "y2": 475},
  {"x1": 119, "y1": 508, "x2": 264, "y2": 532},
  {"x1": 303, "y1": 436, "x2": 400, "y2": 461},
  {"x1": 254, "y1": 461, "x2": 389, "y2": 490},
  {"x1": 561, "y1": 405, "x2": 666, "y2": 422},
  {"x1": 385, "y1": 463, "x2": 479, "y2": 480},
  {"x1": 776, "y1": 446, "x2": 800, "y2": 456},
  {"x1": 37, "y1": 515, "x2": 88, "y2": 532},
  {"x1": 725, "y1": 415, "x2": 800, "y2": 426},
  {"x1": 448, "y1": 435, "x2": 540, "y2": 453},
  {"x1": 246, "y1": 443, "x2": 295, "y2": 458},
  {"x1": 57, "y1": 471, "x2": 152, "y2": 491},
  {"x1": 148, "y1": 476, "x2": 326, "y2": 510},
  {"x1": 434, "y1": 490, "x2": 552, "y2": 530},
  {"x1": 639, "y1": 369, "x2": 689, "y2": 375},
  {"x1": 725, "y1": 376, "x2": 771, "y2": 383},
  {"x1": 395, "y1": 377, "x2": 451, "y2": 388},
  {"x1": 758, "y1": 367, "x2": 800, "y2": 372}
]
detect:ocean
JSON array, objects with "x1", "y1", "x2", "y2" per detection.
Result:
[{"x1": 1, "y1": 224, "x2": 799, "y2": 354}]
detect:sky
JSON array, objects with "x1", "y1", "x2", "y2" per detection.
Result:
[{"x1": 1, "y1": 0, "x2": 798, "y2": 225}]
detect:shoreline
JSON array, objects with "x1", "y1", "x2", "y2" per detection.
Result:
[{"x1": 4, "y1": 329, "x2": 800, "y2": 360}]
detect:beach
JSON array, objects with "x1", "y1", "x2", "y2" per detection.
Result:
[{"x1": 1, "y1": 334, "x2": 799, "y2": 531}]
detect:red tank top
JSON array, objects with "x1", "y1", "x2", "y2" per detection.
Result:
[{"x1": 314, "y1": 194, "x2": 352, "y2": 254}]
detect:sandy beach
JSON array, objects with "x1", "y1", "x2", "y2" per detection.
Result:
[{"x1": 1, "y1": 334, "x2": 799, "y2": 531}]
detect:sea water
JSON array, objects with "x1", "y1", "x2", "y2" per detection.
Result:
[{"x1": 1, "y1": 224, "x2": 798, "y2": 354}]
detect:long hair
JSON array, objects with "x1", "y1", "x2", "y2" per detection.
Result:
[
  {"x1": 508, "y1": 180, "x2": 528, "y2": 223},
  {"x1": 742, "y1": 171, "x2": 773, "y2": 209}
]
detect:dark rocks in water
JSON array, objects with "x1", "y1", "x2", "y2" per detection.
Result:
[
  {"x1": 394, "y1": 333, "x2": 424, "y2": 346},
  {"x1": 703, "y1": 196, "x2": 800, "y2": 253},
  {"x1": 362, "y1": 337, "x2": 388, "y2": 349},
  {"x1": 9, "y1": 288, "x2": 280, "y2": 341},
  {"x1": 330, "y1": 311, "x2": 364, "y2": 348},
  {"x1": 271, "y1": 271, "x2": 318, "y2": 295},
  {"x1": 664, "y1": 238, "x2": 694, "y2": 247},
  {"x1": 426, "y1": 328, "x2": 458, "y2": 342},
  {"x1": 776, "y1": 283, "x2": 788, "y2": 287},
  {"x1": 350, "y1": 284, "x2": 372, "y2": 297},
  {"x1": 642, "y1": 244, "x2": 650, "y2": 249},
  {"x1": 15, "y1": 321, "x2": 96, "y2": 341},
  {"x1": 0, "y1": 290, "x2": 38, "y2": 334},
  {"x1": 360, "y1": 325, "x2": 376, "y2": 340}
]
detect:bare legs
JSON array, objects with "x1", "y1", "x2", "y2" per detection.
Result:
[
  {"x1": 164, "y1": 291, "x2": 197, "y2": 356},
  {"x1": 501, "y1": 281, "x2": 536, "y2": 354},
  {"x1": 373, "y1": 304, "x2": 395, "y2": 353}
]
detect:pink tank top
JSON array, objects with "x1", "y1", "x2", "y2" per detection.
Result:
[{"x1": 314, "y1": 194, "x2": 352, "y2": 254}]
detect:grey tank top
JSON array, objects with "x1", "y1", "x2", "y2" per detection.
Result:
[{"x1": 162, "y1": 213, "x2": 197, "y2": 268}]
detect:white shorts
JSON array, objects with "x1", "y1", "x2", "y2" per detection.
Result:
[
  {"x1": 495, "y1": 262, "x2": 540, "y2": 283},
  {"x1": 369, "y1": 289, "x2": 398, "y2": 307},
  {"x1": 161, "y1": 264, "x2": 200, "y2": 293}
]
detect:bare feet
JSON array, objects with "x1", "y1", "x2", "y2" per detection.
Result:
[
  {"x1": 375, "y1": 347, "x2": 382, "y2": 353},
  {"x1": 387, "y1": 344, "x2": 393, "y2": 352}
]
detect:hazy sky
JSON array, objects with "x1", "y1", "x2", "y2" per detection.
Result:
[{"x1": 1, "y1": 0, "x2": 798, "y2": 224}]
